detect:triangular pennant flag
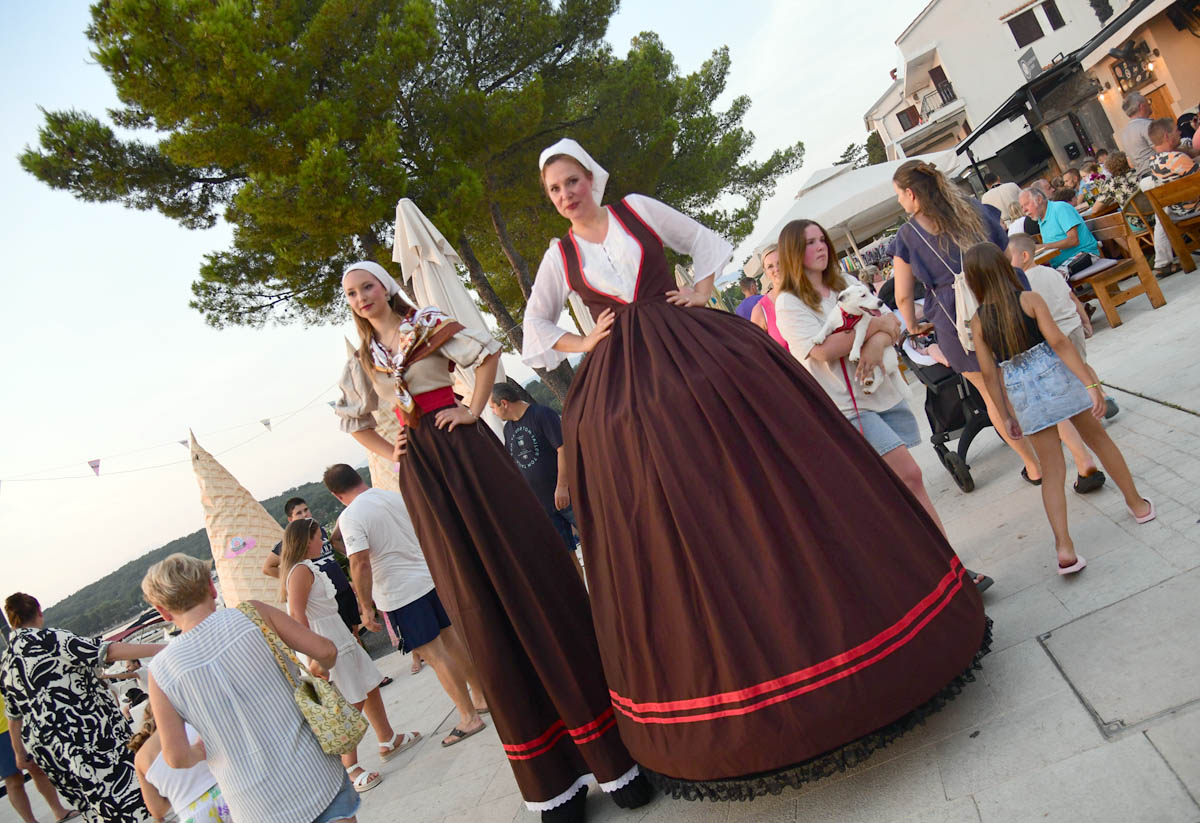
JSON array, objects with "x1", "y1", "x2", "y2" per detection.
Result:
[
  {"x1": 88, "y1": 459, "x2": 101, "y2": 476},
  {"x1": 327, "y1": 401, "x2": 336, "y2": 408},
  {"x1": 260, "y1": 419, "x2": 272, "y2": 431},
  {"x1": 178, "y1": 440, "x2": 188, "y2": 447}
]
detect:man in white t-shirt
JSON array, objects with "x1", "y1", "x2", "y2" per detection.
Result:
[
  {"x1": 324, "y1": 463, "x2": 489, "y2": 747},
  {"x1": 1008, "y1": 234, "x2": 1115, "y2": 494}
]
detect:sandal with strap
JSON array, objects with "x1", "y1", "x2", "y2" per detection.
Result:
[
  {"x1": 379, "y1": 731, "x2": 422, "y2": 761},
  {"x1": 346, "y1": 765, "x2": 381, "y2": 793},
  {"x1": 441, "y1": 722, "x2": 487, "y2": 747}
]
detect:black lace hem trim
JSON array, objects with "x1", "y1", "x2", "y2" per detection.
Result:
[{"x1": 644, "y1": 616, "x2": 994, "y2": 802}]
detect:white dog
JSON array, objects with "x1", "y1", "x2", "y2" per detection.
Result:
[{"x1": 809, "y1": 281, "x2": 899, "y2": 394}]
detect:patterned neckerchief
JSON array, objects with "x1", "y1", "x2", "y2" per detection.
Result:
[{"x1": 369, "y1": 306, "x2": 453, "y2": 413}]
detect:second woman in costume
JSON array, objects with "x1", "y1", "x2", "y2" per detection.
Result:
[{"x1": 335, "y1": 261, "x2": 651, "y2": 821}]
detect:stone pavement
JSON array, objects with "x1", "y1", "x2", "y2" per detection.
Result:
[{"x1": 5, "y1": 270, "x2": 1200, "y2": 823}]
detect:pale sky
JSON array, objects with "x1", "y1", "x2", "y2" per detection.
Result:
[{"x1": 0, "y1": 0, "x2": 929, "y2": 608}]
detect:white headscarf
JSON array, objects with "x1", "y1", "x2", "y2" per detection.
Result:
[
  {"x1": 538, "y1": 138, "x2": 609, "y2": 205},
  {"x1": 342, "y1": 261, "x2": 416, "y2": 308}
]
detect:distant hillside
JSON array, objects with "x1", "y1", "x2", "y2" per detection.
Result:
[{"x1": 43, "y1": 467, "x2": 370, "y2": 636}]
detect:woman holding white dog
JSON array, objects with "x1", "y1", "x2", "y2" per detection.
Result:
[
  {"x1": 523, "y1": 138, "x2": 990, "y2": 801},
  {"x1": 774, "y1": 220, "x2": 934, "y2": 514},
  {"x1": 775, "y1": 219, "x2": 994, "y2": 591}
]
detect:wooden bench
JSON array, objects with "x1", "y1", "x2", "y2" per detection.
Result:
[
  {"x1": 1144, "y1": 174, "x2": 1200, "y2": 273},
  {"x1": 1067, "y1": 212, "x2": 1166, "y2": 328}
]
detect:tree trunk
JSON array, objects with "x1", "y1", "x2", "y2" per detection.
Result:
[
  {"x1": 457, "y1": 233, "x2": 524, "y2": 348},
  {"x1": 488, "y1": 198, "x2": 535, "y2": 299},
  {"x1": 457, "y1": 233, "x2": 574, "y2": 403}
]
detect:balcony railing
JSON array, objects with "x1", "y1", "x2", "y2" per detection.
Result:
[{"x1": 919, "y1": 81, "x2": 958, "y2": 118}]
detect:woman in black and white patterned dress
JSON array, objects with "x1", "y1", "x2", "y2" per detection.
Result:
[{"x1": 0, "y1": 593, "x2": 162, "y2": 822}]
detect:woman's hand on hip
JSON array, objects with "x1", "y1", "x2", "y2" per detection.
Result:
[
  {"x1": 435, "y1": 404, "x2": 477, "y2": 432},
  {"x1": 665, "y1": 287, "x2": 708, "y2": 308},
  {"x1": 581, "y1": 309, "x2": 615, "y2": 351}
]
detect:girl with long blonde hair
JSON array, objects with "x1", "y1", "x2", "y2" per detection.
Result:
[
  {"x1": 891, "y1": 159, "x2": 1043, "y2": 485},
  {"x1": 964, "y1": 243, "x2": 1153, "y2": 575},
  {"x1": 280, "y1": 518, "x2": 419, "y2": 794}
]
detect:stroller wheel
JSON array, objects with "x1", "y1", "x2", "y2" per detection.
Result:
[{"x1": 943, "y1": 452, "x2": 975, "y2": 493}]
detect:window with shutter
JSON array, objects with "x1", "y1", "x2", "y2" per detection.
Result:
[{"x1": 1007, "y1": 9, "x2": 1044, "y2": 48}]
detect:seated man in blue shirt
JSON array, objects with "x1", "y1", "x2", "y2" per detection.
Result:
[{"x1": 1020, "y1": 186, "x2": 1098, "y2": 267}]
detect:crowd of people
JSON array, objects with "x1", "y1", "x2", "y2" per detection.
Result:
[{"x1": 1, "y1": 94, "x2": 1193, "y2": 821}]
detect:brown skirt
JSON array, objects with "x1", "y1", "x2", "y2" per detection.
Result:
[
  {"x1": 563, "y1": 298, "x2": 989, "y2": 798},
  {"x1": 396, "y1": 413, "x2": 636, "y2": 807}
]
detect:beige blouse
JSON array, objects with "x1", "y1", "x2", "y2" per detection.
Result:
[{"x1": 335, "y1": 324, "x2": 501, "y2": 434}]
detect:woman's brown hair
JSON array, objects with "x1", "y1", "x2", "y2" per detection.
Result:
[
  {"x1": 776, "y1": 219, "x2": 846, "y2": 312},
  {"x1": 962, "y1": 242, "x2": 1031, "y2": 360},
  {"x1": 893, "y1": 160, "x2": 988, "y2": 254},
  {"x1": 351, "y1": 287, "x2": 412, "y2": 378},
  {"x1": 278, "y1": 518, "x2": 321, "y2": 603},
  {"x1": 1104, "y1": 151, "x2": 1131, "y2": 177},
  {"x1": 4, "y1": 593, "x2": 39, "y2": 628}
]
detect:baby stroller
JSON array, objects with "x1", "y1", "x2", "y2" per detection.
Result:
[{"x1": 897, "y1": 333, "x2": 994, "y2": 492}]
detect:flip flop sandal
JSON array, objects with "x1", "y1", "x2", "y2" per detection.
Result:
[
  {"x1": 441, "y1": 722, "x2": 487, "y2": 747},
  {"x1": 965, "y1": 569, "x2": 995, "y2": 593},
  {"x1": 410, "y1": 661, "x2": 424, "y2": 675},
  {"x1": 1057, "y1": 556, "x2": 1087, "y2": 576},
  {"x1": 1130, "y1": 498, "x2": 1156, "y2": 524},
  {"x1": 1073, "y1": 470, "x2": 1106, "y2": 494},
  {"x1": 1021, "y1": 468, "x2": 1042, "y2": 486},
  {"x1": 56, "y1": 813, "x2": 82, "y2": 822},
  {"x1": 346, "y1": 766, "x2": 382, "y2": 793},
  {"x1": 379, "y1": 676, "x2": 394, "y2": 687},
  {"x1": 380, "y1": 731, "x2": 422, "y2": 760}
]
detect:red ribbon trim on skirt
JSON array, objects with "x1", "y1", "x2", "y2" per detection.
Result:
[
  {"x1": 501, "y1": 707, "x2": 619, "y2": 761},
  {"x1": 610, "y1": 558, "x2": 968, "y2": 725}
]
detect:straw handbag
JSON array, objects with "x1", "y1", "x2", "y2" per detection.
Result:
[{"x1": 237, "y1": 603, "x2": 367, "y2": 755}]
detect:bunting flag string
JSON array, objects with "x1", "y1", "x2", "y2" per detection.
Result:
[{"x1": 1, "y1": 381, "x2": 339, "y2": 484}]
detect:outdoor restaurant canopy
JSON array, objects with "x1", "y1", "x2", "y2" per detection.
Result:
[
  {"x1": 744, "y1": 149, "x2": 969, "y2": 275},
  {"x1": 745, "y1": 148, "x2": 967, "y2": 275}
]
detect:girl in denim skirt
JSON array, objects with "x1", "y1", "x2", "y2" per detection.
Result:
[{"x1": 964, "y1": 243, "x2": 1155, "y2": 576}]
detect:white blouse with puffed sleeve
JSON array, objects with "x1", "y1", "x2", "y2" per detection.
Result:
[{"x1": 521, "y1": 194, "x2": 733, "y2": 370}]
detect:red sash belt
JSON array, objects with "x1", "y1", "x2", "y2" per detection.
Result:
[{"x1": 394, "y1": 386, "x2": 457, "y2": 426}]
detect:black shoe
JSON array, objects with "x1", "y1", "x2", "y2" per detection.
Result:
[
  {"x1": 1021, "y1": 467, "x2": 1042, "y2": 486},
  {"x1": 379, "y1": 676, "x2": 394, "y2": 688},
  {"x1": 1073, "y1": 470, "x2": 1106, "y2": 494},
  {"x1": 609, "y1": 773, "x2": 654, "y2": 810},
  {"x1": 1104, "y1": 397, "x2": 1119, "y2": 419},
  {"x1": 541, "y1": 785, "x2": 587, "y2": 823}
]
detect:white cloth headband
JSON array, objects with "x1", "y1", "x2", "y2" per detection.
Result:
[
  {"x1": 342, "y1": 261, "x2": 416, "y2": 309},
  {"x1": 539, "y1": 138, "x2": 608, "y2": 205}
]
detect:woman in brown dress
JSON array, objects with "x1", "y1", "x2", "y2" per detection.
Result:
[
  {"x1": 335, "y1": 261, "x2": 650, "y2": 821},
  {"x1": 522, "y1": 139, "x2": 991, "y2": 800}
]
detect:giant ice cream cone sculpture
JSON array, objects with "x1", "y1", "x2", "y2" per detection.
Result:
[
  {"x1": 189, "y1": 432, "x2": 284, "y2": 608},
  {"x1": 344, "y1": 338, "x2": 403, "y2": 494}
]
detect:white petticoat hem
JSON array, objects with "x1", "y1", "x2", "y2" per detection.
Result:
[{"x1": 523, "y1": 765, "x2": 640, "y2": 812}]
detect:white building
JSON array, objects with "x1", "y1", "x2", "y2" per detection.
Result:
[{"x1": 865, "y1": 0, "x2": 1133, "y2": 165}]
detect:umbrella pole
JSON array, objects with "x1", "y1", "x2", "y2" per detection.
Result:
[
  {"x1": 965, "y1": 147, "x2": 987, "y2": 192},
  {"x1": 845, "y1": 228, "x2": 866, "y2": 270}
]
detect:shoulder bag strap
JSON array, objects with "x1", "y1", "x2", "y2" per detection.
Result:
[
  {"x1": 907, "y1": 220, "x2": 961, "y2": 326},
  {"x1": 236, "y1": 602, "x2": 300, "y2": 689}
]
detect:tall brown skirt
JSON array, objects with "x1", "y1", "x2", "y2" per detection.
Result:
[
  {"x1": 396, "y1": 412, "x2": 637, "y2": 808},
  {"x1": 563, "y1": 297, "x2": 989, "y2": 799}
]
